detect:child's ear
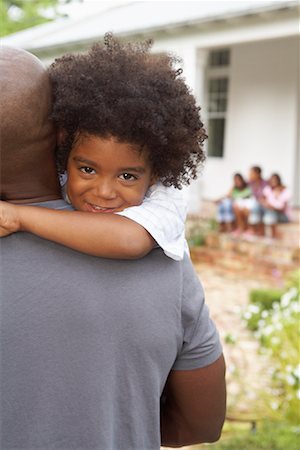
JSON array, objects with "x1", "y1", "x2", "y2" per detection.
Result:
[{"x1": 149, "y1": 173, "x2": 158, "y2": 186}]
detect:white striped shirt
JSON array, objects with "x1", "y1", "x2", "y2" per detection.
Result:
[{"x1": 117, "y1": 182, "x2": 188, "y2": 261}]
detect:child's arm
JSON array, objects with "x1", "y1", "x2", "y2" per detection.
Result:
[
  {"x1": 215, "y1": 188, "x2": 233, "y2": 203},
  {"x1": 0, "y1": 201, "x2": 155, "y2": 259},
  {"x1": 117, "y1": 183, "x2": 187, "y2": 261}
]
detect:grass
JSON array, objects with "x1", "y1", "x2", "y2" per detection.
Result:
[{"x1": 198, "y1": 422, "x2": 300, "y2": 450}]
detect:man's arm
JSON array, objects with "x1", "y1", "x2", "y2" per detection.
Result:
[
  {"x1": 161, "y1": 354, "x2": 226, "y2": 447},
  {"x1": 0, "y1": 201, "x2": 155, "y2": 259}
]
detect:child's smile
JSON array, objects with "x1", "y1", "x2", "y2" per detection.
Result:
[{"x1": 66, "y1": 135, "x2": 155, "y2": 213}]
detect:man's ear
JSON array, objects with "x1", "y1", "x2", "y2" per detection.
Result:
[{"x1": 57, "y1": 128, "x2": 67, "y2": 145}]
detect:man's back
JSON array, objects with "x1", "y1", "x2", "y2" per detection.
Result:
[{"x1": 1, "y1": 201, "x2": 221, "y2": 450}]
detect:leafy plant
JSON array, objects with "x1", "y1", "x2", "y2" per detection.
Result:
[
  {"x1": 249, "y1": 288, "x2": 283, "y2": 310},
  {"x1": 243, "y1": 271, "x2": 300, "y2": 425},
  {"x1": 186, "y1": 217, "x2": 218, "y2": 248},
  {"x1": 244, "y1": 288, "x2": 283, "y2": 331}
]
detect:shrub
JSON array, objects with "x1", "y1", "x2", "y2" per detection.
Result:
[
  {"x1": 244, "y1": 288, "x2": 283, "y2": 331},
  {"x1": 249, "y1": 288, "x2": 283, "y2": 310},
  {"x1": 255, "y1": 286, "x2": 300, "y2": 425},
  {"x1": 243, "y1": 271, "x2": 300, "y2": 425},
  {"x1": 186, "y1": 218, "x2": 216, "y2": 248},
  {"x1": 187, "y1": 233, "x2": 206, "y2": 247}
]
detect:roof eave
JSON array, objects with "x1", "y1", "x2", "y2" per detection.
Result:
[{"x1": 25, "y1": 2, "x2": 300, "y2": 58}]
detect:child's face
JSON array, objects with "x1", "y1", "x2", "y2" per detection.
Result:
[
  {"x1": 234, "y1": 175, "x2": 243, "y2": 189},
  {"x1": 269, "y1": 175, "x2": 280, "y2": 188},
  {"x1": 66, "y1": 135, "x2": 156, "y2": 213}
]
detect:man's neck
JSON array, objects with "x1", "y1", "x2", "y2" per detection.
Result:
[{"x1": 1, "y1": 171, "x2": 62, "y2": 204}]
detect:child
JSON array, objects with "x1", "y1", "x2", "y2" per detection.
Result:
[
  {"x1": 0, "y1": 34, "x2": 206, "y2": 260},
  {"x1": 216, "y1": 173, "x2": 252, "y2": 233},
  {"x1": 261, "y1": 173, "x2": 291, "y2": 238}
]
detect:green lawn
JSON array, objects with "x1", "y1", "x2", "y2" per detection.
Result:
[{"x1": 199, "y1": 422, "x2": 300, "y2": 450}]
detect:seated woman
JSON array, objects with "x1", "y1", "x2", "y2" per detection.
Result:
[
  {"x1": 261, "y1": 173, "x2": 291, "y2": 238},
  {"x1": 216, "y1": 173, "x2": 252, "y2": 233}
]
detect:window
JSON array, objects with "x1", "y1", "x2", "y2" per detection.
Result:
[
  {"x1": 209, "y1": 49, "x2": 230, "y2": 67},
  {"x1": 206, "y1": 49, "x2": 230, "y2": 158}
]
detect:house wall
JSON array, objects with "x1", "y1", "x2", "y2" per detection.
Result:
[
  {"x1": 203, "y1": 36, "x2": 298, "y2": 203},
  {"x1": 151, "y1": 20, "x2": 298, "y2": 210}
]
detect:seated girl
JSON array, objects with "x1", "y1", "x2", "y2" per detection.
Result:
[
  {"x1": 0, "y1": 34, "x2": 207, "y2": 260},
  {"x1": 261, "y1": 173, "x2": 291, "y2": 238},
  {"x1": 216, "y1": 173, "x2": 251, "y2": 233}
]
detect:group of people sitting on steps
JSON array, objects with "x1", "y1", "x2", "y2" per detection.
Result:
[{"x1": 216, "y1": 166, "x2": 291, "y2": 239}]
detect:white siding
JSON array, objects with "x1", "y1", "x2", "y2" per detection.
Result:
[{"x1": 203, "y1": 36, "x2": 298, "y2": 202}]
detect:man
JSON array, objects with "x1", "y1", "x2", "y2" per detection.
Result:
[
  {"x1": 232, "y1": 166, "x2": 268, "y2": 236},
  {"x1": 0, "y1": 47, "x2": 226, "y2": 449},
  {"x1": 247, "y1": 166, "x2": 268, "y2": 235}
]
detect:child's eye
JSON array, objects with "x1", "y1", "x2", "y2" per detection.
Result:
[
  {"x1": 119, "y1": 173, "x2": 137, "y2": 181},
  {"x1": 79, "y1": 166, "x2": 95, "y2": 175}
]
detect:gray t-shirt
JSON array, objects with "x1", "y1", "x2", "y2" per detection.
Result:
[{"x1": 0, "y1": 200, "x2": 222, "y2": 450}]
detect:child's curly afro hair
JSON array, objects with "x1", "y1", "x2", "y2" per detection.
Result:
[{"x1": 49, "y1": 33, "x2": 207, "y2": 188}]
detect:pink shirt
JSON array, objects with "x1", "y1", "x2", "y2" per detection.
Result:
[{"x1": 263, "y1": 185, "x2": 292, "y2": 218}]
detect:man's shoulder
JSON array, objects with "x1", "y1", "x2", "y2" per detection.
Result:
[{"x1": 30, "y1": 199, "x2": 73, "y2": 210}]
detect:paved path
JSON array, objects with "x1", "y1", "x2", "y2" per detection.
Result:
[
  {"x1": 163, "y1": 263, "x2": 274, "y2": 449},
  {"x1": 195, "y1": 263, "x2": 272, "y2": 420}
]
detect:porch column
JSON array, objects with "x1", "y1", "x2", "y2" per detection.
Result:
[{"x1": 183, "y1": 48, "x2": 209, "y2": 214}]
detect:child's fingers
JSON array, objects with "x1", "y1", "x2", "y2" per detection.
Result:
[{"x1": 0, "y1": 225, "x2": 14, "y2": 237}]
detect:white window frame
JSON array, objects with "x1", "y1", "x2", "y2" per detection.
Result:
[{"x1": 205, "y1": 49, "x2": 230, "y2": 158}]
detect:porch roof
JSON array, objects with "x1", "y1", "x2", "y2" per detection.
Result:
[{"x1": 1, "y1": 1, "x2": 298, "y2": 54}]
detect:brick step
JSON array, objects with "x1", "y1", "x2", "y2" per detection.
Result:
[
  {"x1": 205, "y1": 231, "x2": 299, "y2": 262},
  {"x1": 276, "y1": 222, "x2": 299, "y2": 246},
  {"x1": 187, "y1": 205, "x2": 299, "y2": 279},
  {"x1": 190, "y1": 245, "x2": 298, "y2": 281},
  {"x1": 198, "y1": 200, "x2": 300, "y2": 247}
]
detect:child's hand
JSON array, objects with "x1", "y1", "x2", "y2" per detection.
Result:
[{"x1": 0, "y1": 201, "x2": 21, "y2": 237}]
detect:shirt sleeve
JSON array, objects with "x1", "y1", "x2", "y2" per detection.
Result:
[
  {"x1": 116, "y1": 183, "x2": 188, "y2": 261},
  {"x1": 264, "y1": 186, "x2": 291, "y2": 210},
  {"x1": 172, "y1": 256, "x2": 223, "y2": 370}
]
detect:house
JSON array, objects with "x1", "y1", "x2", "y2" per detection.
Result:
[{"x1": 2, "y1": 0, "x2": 299, "y2": 212}]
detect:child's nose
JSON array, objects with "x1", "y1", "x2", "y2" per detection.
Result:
[{"x1": 94, "y1": 180, "x2": 117, "y2": 201}]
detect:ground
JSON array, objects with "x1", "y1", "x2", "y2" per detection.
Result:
[
  {"x1": 163, "y1": 207, "x2": 299, "y2": 449},
  {"x1": 196, "y1": 263, "x2": 272, "y2": 422},
  {"x1": 162, "y1": 261, "x2": 276, "y2": 450}
]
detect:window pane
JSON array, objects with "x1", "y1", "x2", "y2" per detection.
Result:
[
  {"x1": 217, "y1": 98, "x2": 227, "y2": 112},
  {"x1": 208, "y1": 78, "x2": 228, "y2": 112},
  {"x1": 208, "y1": 98, "x2": 218, "y2": 113},
  {"x1": 209, "y1": 78, "x2": 228, "y2": 94},
  {"x1": 220, "y1": 50, "x2": 230, "y2": 66},
  {"x1": 219, "y1": 78, "x2": 228, "y2": 93},
  {"x1": 209, "y1": 49, "x2": 230, "y2": 67},
  {"x1": 208, "y1": 118, "x2": 225, "y2": 157}
]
